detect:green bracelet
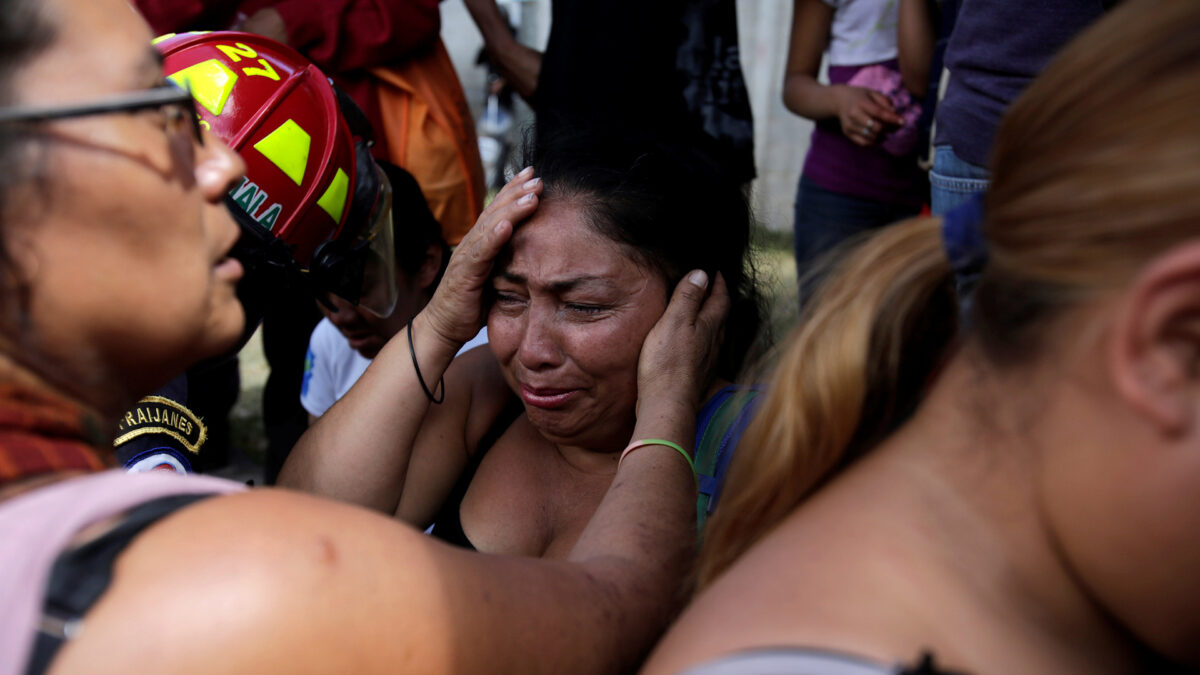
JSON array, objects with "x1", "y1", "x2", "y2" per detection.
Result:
[{"x1": 618, "y1": 438, "x2": 698, "y2": 487}]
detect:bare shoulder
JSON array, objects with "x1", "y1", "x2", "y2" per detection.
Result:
[
  {"x1": 445, "y1": 345, "x2": 517, "y2": 451},
  {"x1": 642, "y1": 531, "x2": 818, "y2": 674},
  {"x1": 645, "y1": 503, "x2": 936, "y2": 674},
  {"x1": 48, "y1": 488, "x2": 460, "y2": 674},
  {"x1": 447, "y1": 342, "x2": 506, "y2": 400},
  {"x1": 49, "y1": 486, "x2": 654, "y2": 674}
]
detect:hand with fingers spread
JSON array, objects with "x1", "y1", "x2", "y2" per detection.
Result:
[
  {"x1": 833, "y1": 85, "x2": 905, "y2": 147},
  {"x1": 422, "y1": 166, "x2": 543, "y2": 347},
  {"x1": 637, "y1": 271, "x2": 731, "y2": 422}
]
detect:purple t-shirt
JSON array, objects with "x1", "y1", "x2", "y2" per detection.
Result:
[
  {"x1": 801, "y1": 61, "x2": 925, "y2": 209},
  {"x1": 935, "y1": 0, "x2": 1105, "y2": 167}
]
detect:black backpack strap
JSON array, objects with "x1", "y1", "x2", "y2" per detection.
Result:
[{"x1": 25, "y1": 493, "x2": 214, "y2": 675}]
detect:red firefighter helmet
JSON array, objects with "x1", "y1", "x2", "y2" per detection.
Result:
[{"x1": 155, "y1": 31, "x2": 398, "y2": 317}]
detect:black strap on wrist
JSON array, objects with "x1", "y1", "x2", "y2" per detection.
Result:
[{"x1": 408, "y1": 317, "x2": 445, "y2": 404}]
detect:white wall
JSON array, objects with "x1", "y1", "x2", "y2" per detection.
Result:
[
  {"x1": 738, "y1": 1, "x2": 809, "y2": 233},
  {"x1": 440, "y1": 0, "x2": 807, "y2": 233}
]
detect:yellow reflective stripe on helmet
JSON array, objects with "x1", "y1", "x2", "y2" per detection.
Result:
[
  {"x1": 253, "y1": 119, "x2": 312, "y2": 186},
  {"x1": 167, "y1": 59, "x2": 238, "y2": 117},
  {"x1": 151, "y1": 34, "x2": 177, "y2": 45},
  {"x1": 317, "y1": 168, "x2": 349, "y2": 222}
]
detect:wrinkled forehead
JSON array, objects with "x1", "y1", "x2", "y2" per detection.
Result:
[
  {"x1": 496, "y1": 197, "x2": 656, "y2": 282},
  {"x1": 543, "y1": 187, "x2": 671, "y2": 278},
  {"x1": 15, "y1": 0, "x2": 159, "y2": 106}
]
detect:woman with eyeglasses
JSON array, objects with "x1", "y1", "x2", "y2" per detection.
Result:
[{"x1": 0, "y1": 1, "x2": 721, "y2": 673}]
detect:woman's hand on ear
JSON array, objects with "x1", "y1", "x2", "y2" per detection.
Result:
[
  {"x1": 637, "y1": 271, "x2": 730, "y2": 419},
  {"x1": 422, "y1": 167, "x2": 542, "y2": 347}
]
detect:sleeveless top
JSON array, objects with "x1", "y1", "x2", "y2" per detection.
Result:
[
  {"x1": 0, "y1": 470, "x2": 244, "y2": 674},
  {"x1": 431, "y1": 386, "x2": 760, "y2": 549}
]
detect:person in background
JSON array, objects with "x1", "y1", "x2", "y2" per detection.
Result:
[
  {"x1": 302, "y1": 161, "x2": 489, "y2": 423},
  {"x1": 644, "y1": 1, "x2": 1200, "y2": 672},
  {"x1": 785, "y1": 0, "x2": 929, "y2": 301},
  {"x1": 897, "y1": 0, "x2": 941, "y2": 168},
  {"x1": 114, "y1": 30, "x2": 401, "y2": 480},
  {"x1": 928, "y1": 0, "x2": 1112, "y2": 214},
  {"x1": 133, "y1": 0, "x2": 455, "y2": 482},
  {"x1": 464, "y1": 0, "x2": 756, "y2": 188},
  {"x1": 0, "y1": 1, "x2": 719, "y2": 672}
]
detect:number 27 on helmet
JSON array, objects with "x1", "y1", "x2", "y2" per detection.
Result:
[{"x1": 154, "y1": 31, "x2": 399, "y2": 319}]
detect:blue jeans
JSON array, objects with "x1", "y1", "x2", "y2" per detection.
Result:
[
  {"x1": 930, "y1": 145, "x2": 990, "y2": 215},
  {"x1": 792, "y1": 176, "x2": 920, "y2": 301}
]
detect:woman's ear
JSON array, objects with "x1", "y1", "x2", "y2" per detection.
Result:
[
  {"x1": 415, "y1": 242, "x2": 444, "y2": 294},
  {"x1": 1110, "y1": 242, "x2": 1200, "y2": 436}
]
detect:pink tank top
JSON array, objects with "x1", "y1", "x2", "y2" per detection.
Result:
[{"x1": 0, "y1": 470, "x2": 244, "y2": 675}]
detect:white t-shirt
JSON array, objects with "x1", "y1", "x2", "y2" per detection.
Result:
[
  {"x1": 300, "y1": 318, "x2": 490, "y2": 418},
  {"x1": 822, "y1": 0, "x2": 900, "y2": 67}
]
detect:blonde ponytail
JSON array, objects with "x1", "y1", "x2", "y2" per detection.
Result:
[{"x1": 699, "y1": 0, "x2": 1200, "y2": 589}]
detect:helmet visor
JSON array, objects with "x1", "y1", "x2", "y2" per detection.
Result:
[{"x1": 352, "y1": 165, "x2": 399, "y2": 318}]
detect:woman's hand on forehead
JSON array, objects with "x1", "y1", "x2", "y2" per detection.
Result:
[{"x1": 423, "y1": 167, "x2": 544, "y2": 346}]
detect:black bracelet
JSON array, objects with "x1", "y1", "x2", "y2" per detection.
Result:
[{"x1": 407, "y1": 317, "x2": 445, "y2": 404}]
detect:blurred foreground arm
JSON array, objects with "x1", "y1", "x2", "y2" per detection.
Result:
[{"x1": 50, "y1": 454, "x2": 695, "y2": 674}]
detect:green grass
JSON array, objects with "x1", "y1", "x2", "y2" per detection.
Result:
[
  {"x1": 230, "y1": 329, "x2": 268, "y2": 468},
  {"x1": 750, "y1": 225, "x2": 799, "y2": 353}
]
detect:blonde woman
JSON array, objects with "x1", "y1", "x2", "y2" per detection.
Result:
[{"x1": 646, "y1": 0, "x2": 1200, "y2": 672}]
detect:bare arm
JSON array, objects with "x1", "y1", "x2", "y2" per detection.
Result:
[
  {"x1": 462, "y1": 0, "x2": 542, "y2": 100},
  {"x1": 393, "y1": 345, "x2": 513, "y2": 526},
  {"x1": 784, "y1": 0, "x2": 904, "y2": 146},
  {"x1": 783, "y1": 0, "x2": 838, "y2": 120},
  {"x1": 52, "y1": 465, "x2": 692, "y2": 674},
  {"x1": 897, "y1": 0, "x2": 937, "y2": 99},
  {"x1": 278, "y1": 171, "x2": 543, "y2": 518}
]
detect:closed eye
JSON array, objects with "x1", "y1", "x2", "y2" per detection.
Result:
[
  {"x1": 566, "y1": 303, "x2": 608, "y2": 315},
  {"x1": 493, "y1": 291, "x2": 526, "y2": 307}
]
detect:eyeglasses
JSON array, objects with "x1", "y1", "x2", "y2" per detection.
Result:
[{"x1": 0, "y1": 83, "x2": 204, "y2": 146}]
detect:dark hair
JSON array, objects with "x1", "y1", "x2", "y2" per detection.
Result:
[
  {"x1": 378, "y1": 161, "x2": 449, "y2": 292},
  {"x1": 0, "y1": 0, "x2": 55, "y2": 309},
  {"x1": 0, "y1": 0, "x2": 55, "y2": 183},
  {"x1": 0, "y1": 0, "x2": 53, "y2": 105},
  {"x1": 523, "y1": 129, "x2": 764, "y2": 380}
]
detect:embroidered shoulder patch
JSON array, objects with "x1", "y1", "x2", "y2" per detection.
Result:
[{"x1": 113, "y1": 395, "x2": 207, "y2": 455}]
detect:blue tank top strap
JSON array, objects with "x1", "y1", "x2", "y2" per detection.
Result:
[{"x1": 693, "y1": 385, "x2": 761, "y2": 531}]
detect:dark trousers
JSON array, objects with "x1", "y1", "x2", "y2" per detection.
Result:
[
  {"x1": 261, "y1": 289, "x2": 322, "y2": 485},
  {"x1": 792, "y1": 176, "x2": 920, "y2": 303}
]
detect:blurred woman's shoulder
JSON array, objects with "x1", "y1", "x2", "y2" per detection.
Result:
[{"x1": 46, "y1": 487, "x2": 465, "y2": 674}]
